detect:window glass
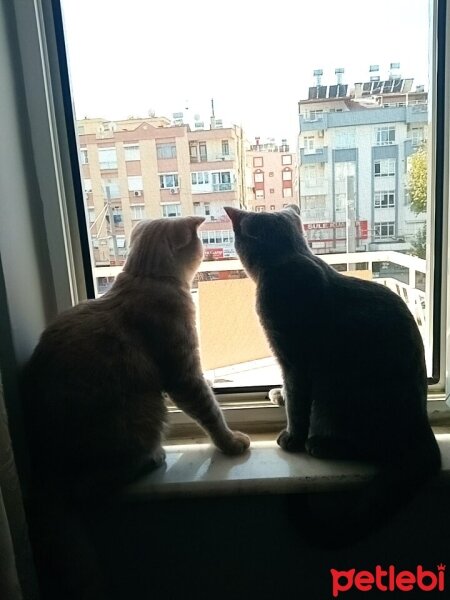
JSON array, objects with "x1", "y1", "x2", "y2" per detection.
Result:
[
  {"x1": 63, "y1": 0, "x2": 434, "y2": 386},
  {"x1": 124, "y1": 145, "x2": 140, "y2": 161}
]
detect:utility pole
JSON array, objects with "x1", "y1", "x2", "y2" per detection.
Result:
[
  {"x1": 346, "y1": 175, "x2": 356, "y2": 270},
  {"x1": 105, "y1": 190, "x2": 119, "y2": 264}
]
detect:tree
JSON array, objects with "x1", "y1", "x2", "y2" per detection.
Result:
[
  {"x1": 408, "y1": 144, "x2": 427, "y2": 215},
  {"x1": 407, "y1": 144, "x2": 427, "y2": 259},
  {"x1": 410, "y1": 224, "x2": 427, "y2": 259}
]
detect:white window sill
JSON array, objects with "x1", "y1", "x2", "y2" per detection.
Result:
[{"x1": 123, "y1": 434, "x2": 450, "y2": 500}]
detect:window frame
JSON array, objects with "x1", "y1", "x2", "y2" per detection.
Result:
[{"x1": 2, "y1": 0, "x2": 448, "y2": 456}]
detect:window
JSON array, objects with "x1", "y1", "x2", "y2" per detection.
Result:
[
  {"x1": 308, "y1": 109, "x2": 324, "y2": 120},
  {"x1": 189, "y1": 143, "x2": 198, "y2": 160},
  {"x1": 411, "y1": 127, "x2": 425, "y2": 147},
  {"x1": 157, "y1": 143, "x2": 177, "y2": 159},
  {"x1": 255, "y1": 205, "x2": 265, "y2": 212},
  {"x1": 212, "y1": 171, "x2": 232, "y2": 191},
  {"x1": 124, "y1": 145, "x2": 140, "y2": 161},
  {"x1": 98, "y1": 147, "x2": 117, "y2": 169},
  {"x1": 88, "y1": 208, "x2": 95, "y2": 223},
  {"x1": 102, "y1": 178, "x2": 120, "y2": 199},
  {"x1": 374, "y1": 221, "x2": 396, "y2": 239},
  {"x1": 375, "y1": 126, "x2": 396, "y2": 146},
  {"x1": 112, "y1": 207, "x2": 123, "y2": 226},
  {"x1": 131, "y1": 205, "x2": 145, "y2": 220},
  {"x1": 374, "y1": 159, "x2": 396, "y2": 177},
  {"x1": 56, "y1": 0, "x2": 441, "y2": 398},
  {"x1": 374, "y1": 191, "x2": 395, "y2": 208},
  {"x1": 80, "y1": 148, "x2": 88, "y2": 164},
  {"x1": 335, "y1": 130, "x2": 356, "y2": 149},
  {"x1": 159, "y1": 173, "x2": 179, "y2": 189},
  {"x1": 162, "y1": 203, "x2": 181, "y2": 217},
  {"x1": 191, "y1": 172, "x2": 210, "y2": 185},
  {"x1": 193, "y1": 201, "x2": 210, "y2": 217},
  {"x1": 304, "y1": 136, "x2": 314, "y2": 152},
  {"x1": 127, "y1": 176, "x2": 143, "y2": 191},
  {"x1": 199, "y1": 142, "x2": 207, "y2": 161},
  {"x1": 201, "y1": 230, "x2": 235, "y2": 245}
]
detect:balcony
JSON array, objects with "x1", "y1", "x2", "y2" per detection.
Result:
[
  {"x1": 212, "y1": 183, "x2": 234, "y2": 192},
  {"x1": 99, "y1": 161, "x2": 118, "y2": 170},
  {"x1": 300, "y1": 105, "x2": 428, "y2": 132},
  {"x1": 191, "y1": 154, "x2": 235, "y2": 164},
  {"x1": 300, "y1": 147, "x2": 328, "y2": 164},
  {"x1": 300, "y1": 178, "x2": 328, "y2": 196}
]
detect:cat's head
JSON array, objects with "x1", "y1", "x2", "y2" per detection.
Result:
[
  {"x1": 125, "y1": 216, "x2": 205, "y2": 283},
  {"x1": 224, "y1": 205, "x2": 309, "y2": 278}
]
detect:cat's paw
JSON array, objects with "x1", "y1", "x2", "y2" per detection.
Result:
[
  {"x1": 150, "y1": 447, "x2": 166, "y2": 468},
  {"x1": 219, "y1": 431, "x2": 251, "y2": 456},
  {"x1": 277, "y1": 429, "x2": 305, "y2": 452},
  {"x1": 268, "y1": 387, "x2": 285, "y2": 406}
]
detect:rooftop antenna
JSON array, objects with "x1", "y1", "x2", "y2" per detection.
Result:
[
  {"x1": 313, "y1": 69, "x2": 323, "y2": 86},
  {"x1": 210, "y1": 98, "x2": 216, "y2": 129},
  {"x1": 335, "y1": 67, "x2": 344, "y2": 85}
]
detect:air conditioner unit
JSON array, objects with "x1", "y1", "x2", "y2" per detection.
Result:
[
  {"x1": 170, "y1": 187, "x2": 180, "y2": 194},
  {"x1": 133, "y1": 190, "x2": 143, "y2": 197}
]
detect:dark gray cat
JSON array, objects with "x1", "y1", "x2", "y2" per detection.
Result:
[{"x1": 225, "y1": 204, "x2": 440, "y2": 535}]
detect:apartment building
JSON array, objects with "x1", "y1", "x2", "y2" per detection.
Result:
[
  {"x1": 77, "y1": 116, "x2": 247, "y2": 265},
  {"x1": 247, "y1": 138, "x2": 298, "y2": 212},
  {"x1": 298, "y1": 70, "x2": 427, "y2": 254}
]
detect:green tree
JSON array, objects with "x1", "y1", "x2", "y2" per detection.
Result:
[{"x1": 408, "y1": 144, "x2": 427, "y2": 215}]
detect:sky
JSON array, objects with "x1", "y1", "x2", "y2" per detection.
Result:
[{"x1": 61, "y1": 0, "x2": 429, "y2": 148}]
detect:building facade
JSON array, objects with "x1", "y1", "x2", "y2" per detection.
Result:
[
  {"x1": 247, "y1": 138, "x2": 298, "y2": 212},
  {"x1": 298, "y1": 76, "x2": 427, "y2": 254},
  {"x1": 77, "y1": 117, "x2": 247, "y2": 266}
]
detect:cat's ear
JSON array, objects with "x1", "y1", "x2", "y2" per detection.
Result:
[
  {"x1": 224, "y1": 206, "x2": 245, "y2": 229},
  {"x1": 189, "y1": 216, "x2": 206, "y2": 229},
  {"x1": 130, "y1": 220, "x2": 149, "y2": 248},
  {"x1": 285, "y1": 204, "x2": 301, "y2": 216},
  {"x1": 283, "y1": 204, "x2": 303, "y2": 232},
  {"x1": 172, "y1": 216, "x2": 205, "y2": 250}
]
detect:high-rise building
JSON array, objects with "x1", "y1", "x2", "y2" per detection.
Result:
[
  {"x1": 77, "y1": 116, "x2": 247, "y2": 266},
  {"x1": 298, "y1": 69, "x2": 427, "y2": 255}
]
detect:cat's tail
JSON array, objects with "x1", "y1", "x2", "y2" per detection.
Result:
[{"x1": 290, "y1": 425, "x2": 441, "y2": 548}]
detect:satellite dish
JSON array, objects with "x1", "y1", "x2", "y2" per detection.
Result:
[
  {"x1": 194, "y1": 114, "x2": 201, "y2": 121},
  {"x1": 148, "y1": 108, "x2": 156, "y2": 117}
]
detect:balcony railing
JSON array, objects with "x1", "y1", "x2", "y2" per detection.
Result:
[
  {"x1": 99, "y1": 161, "x2": 118, "y2": 170},
  {"x1": 212, "y1": 183, "x2": 233, "y2": 192}
]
